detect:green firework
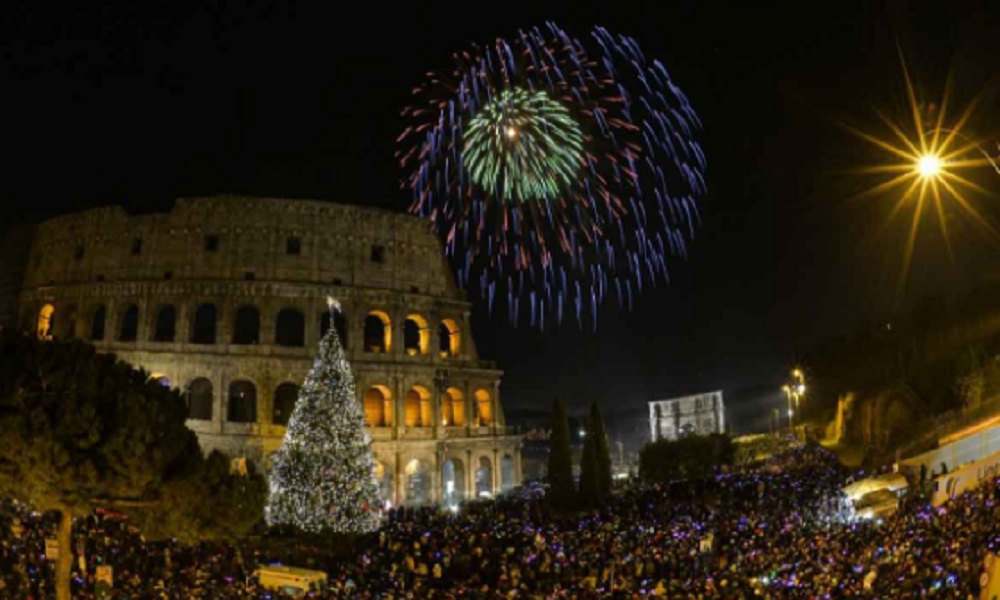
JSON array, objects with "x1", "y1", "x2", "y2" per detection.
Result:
[{"x1": 464, "y1": 88, "x2": 584, "y2": 202}]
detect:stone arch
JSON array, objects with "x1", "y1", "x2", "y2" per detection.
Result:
[
  {"x1": 501, "y1": 453, "x2": 515, "y2": 492},
  {"x1": 374, "y1": 460, "x2": 395, "y2": 507},
  {"x1": 272, "y1": 382, "x2": 299, "y2": 426},
  {"x1": 442, "y1": 457, "x2": 466, "y2": 505},
  {"x1": 90, "y1": 305, "x2": 107, "y2": 341},
  {"x1": 275, "y1": 308, "x2": 305, "y2": 347},
  {"x1": 36, "y1": 303, "x2": 55, "y2": 339},
  {"x1": 118, "y1": 304, "x2": 139, "y2": 342},
  {"x1": 232, "y1": 305, "x2": 260, "y2": 345},
  {"x1": 227, "y1": 380, "x2": 258, "y2": 423},
  {"x1": 319, "y1": 309, "x2": 348, "y2": 348},
  {"x1": 404, "y1": 385, "x2": 432, "y2": 427},
  {"x1": 191, "y1": 303, "x2": 217, "y2": 344},
  {"x1": 363, "y1": 385, "x2": 392, "y2": 427},
  {"x1": 404, "y1": 458, "x2": 432, "y2": 505},
  {"x1": 60, "y1": 304, "x2": 78, "y2": 338},
  {"x1": 443, "y1": 387, "x2": 466, "y2": 427},
  {"x1": 153, "y1": 304, "x2": 177, "y2": 342},
  {"x1": 475, "y1": 456, "x2": 494, "y2": 498},
  {"x1": 403, "y1": 313, "x2": 430, "y2": 356},
  {"x1": 185, "y1": 377, "x2": 213, "y2": 421},
  {"x1": 439, "y1": 318, "x2": 461, "y2": 357},
  {"x1": 475, "y1": 388, "x2": 493, "y2": 426},
  {"x1": 363, "y1": 310, "x2": 391, "y2": 353}
]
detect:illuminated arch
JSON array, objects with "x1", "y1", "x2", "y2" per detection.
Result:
[
  {"x1": 363, "y1": 310, "x2": 391, "y2": 353},
  {"x1": 36, "y1": 304, "x2": 55, "y2": 339},
  {"x1": 444, "y1": 387, "x2": 466, "y2": 427},
  {"x1": 403, "y1": 313, "x2": 430, "y2": 356},
  {"x1": 404, "y1": 386, "x2": 432, "y2": 427},
  {"x1": 374, "y1": 460, "x2": 395, "y2": 505},
  {"x1": 501, "y1": 454, "x2": 515, "y2": 491},
  {"x1": 404, "y1": 458, "x2": 432, "y2": 505},
  {"x1": 476, "y1": 456, "x2": 494, "y2": 497},
  {"x1": 475, "y1": 389, "x2": 493, "y2": 426},
  {"x1": 442, "y1": 457, "x2": 466, "y2": 503},
  {"x1": 438, "y1": 319, "x2": 461, "y2": 357},
  {"x1": 363, "y1": 385, "x2": 392, "y2": 427}
]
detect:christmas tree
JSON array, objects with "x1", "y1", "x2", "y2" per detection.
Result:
[{"x1": 266, "y1": 298, "x2": 381, "y2": 533}]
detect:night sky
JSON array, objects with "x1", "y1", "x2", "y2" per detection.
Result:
[{"x1": 3, "y1": 1, "x2": 999, "y2": 434}]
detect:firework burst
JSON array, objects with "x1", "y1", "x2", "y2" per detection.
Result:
[{"x1": 398, "y1": 23, "x2": 707, "y2": 328}]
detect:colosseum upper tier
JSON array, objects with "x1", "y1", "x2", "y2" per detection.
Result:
[{"x1": 16, "y1": 195, "x2": 522, "y2": 507}]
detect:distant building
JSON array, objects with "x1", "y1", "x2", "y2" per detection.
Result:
[{"x1": 649, "y1": 391, "x2": 725, "y2": 441}]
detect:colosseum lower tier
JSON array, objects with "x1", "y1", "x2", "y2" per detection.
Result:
[{"x1": 9, "y1": 195, "x2": 522, "y2": 507}]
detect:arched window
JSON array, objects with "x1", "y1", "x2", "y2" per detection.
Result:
[
  {"x1": 61, "y1": 305, "x2": 78, "y2": 338},
  {"x1": 404, "y1": 386, "x2": 431, "y2": 427},
  {"x1": 90, "y1": 305, "x2": 106, "y2": 341},
  {"x1": 186, "y1": 378, "x2": 213, "y2": 421},
  {"x1": 439, "y1": 319, "x2": 461, "y2": 357},
  {"x1": 501, "y1": 454, "x2": 515, "y2": 491},
  {"x1": 475, "y1": 389, "x2": 493, "y2": 426},
  {"x1": 476, "y1": 456, "x2": 493, "y2": 497},
  {"x1": 118, "y1": 304, "x2": 139, "y2": 342},
  {"x1": 445, "y1": 387, "x2": 466, "y2": 426},
  {"x1": 36, "y1": 304, "x2": 55, "y2": 340},
  {"x1": 272, "y1": 383, "x2": 299, "y2": 426},
  {"x1": 363, "y1": 385, "x2": 391, "y2": 427},
  {"x1": 403, "y1": 314, "x2": 429, "y2": 356},
  {"x1": 232, "y1": 305, "x2": 260, "y2": 345},
  {"x1": 191, "y1": 303, "x2": 217, "y2": 344},
  {"x1": 275, "y1": 308, "x2": 305, "y2": 347},
  {"x1": 319, "y1": 309, "x2": 348, "y2": 348},
  {"x1": 364, "y1": 311, "x2": 391, "y2": 353},
  {"x1": 153, "y1": 305, "x2": 177, "y2": 342},
  {"x1": 227, "y1": 381, "x2": 257, "y2": 423}
]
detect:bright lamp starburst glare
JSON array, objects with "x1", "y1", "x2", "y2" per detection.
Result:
[
  {"x1": 917, "y1": 154, "x2": 943, "y2": 179},
  {"x1": 844, "y1": 50, "x2": 1000, "y2": 301}
]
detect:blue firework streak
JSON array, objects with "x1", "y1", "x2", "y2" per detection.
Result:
[{"x1": 397, "y1": 22, "x2": 707, "y2": 328}]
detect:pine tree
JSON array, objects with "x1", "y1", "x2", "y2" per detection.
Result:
[
  {"x1": 266, "y1": 300, "x2": 381, "y2": 533},
  {"x1": 546, "y1": 399, "x2": 575, "y2": 510},
  {"x1": 590, "y1": 403, "x2": 613, "y2": 499},
  {"x1": 578, "y1": 410, "x2": 599, "y2": 507},
  {"x1": 578, "y1": 402, "x2": 613, "y2": 506}
]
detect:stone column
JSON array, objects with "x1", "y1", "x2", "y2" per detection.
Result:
[
  {"x1": 513, "y1": 445, "x2": 523, "y2": 486},
  {"x1": 492, "y1": 448, "x2": 500, "y2": 495},
  {"x1": 304, "y1": 306, "x2": 319, "y2": 351},
  {"x1": 431, "y1": 451, "x2": 441, "y2": 505},
  {"x1": 393, "y1": 376, "x2": 405, "y2": 436},
  {"x1": 259, "y1": 301, "x2": 275, "y2": 346},
  {"x1": 394, "y1": 451, "x2": 404, "y2": 507},
  {"x1": 216, "y1": 370, "x2": 227, "y2": 435},
  {"x1": 465, "y1": 449, "x2": 474, "y2": 499},
  {"x1": 177, "y1": 303, "x2": 191, "y2": 346}
]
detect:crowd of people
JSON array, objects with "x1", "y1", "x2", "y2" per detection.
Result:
[{"x1": 2, "y1": 443, "x2": 999, "y2": 598}]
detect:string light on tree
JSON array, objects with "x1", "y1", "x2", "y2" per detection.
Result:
[{"x1": 265, "y1": 296, "x2": 381, "y2": 533}]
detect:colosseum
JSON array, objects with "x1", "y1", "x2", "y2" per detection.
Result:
[{"x1": 10, "y1": 195, "x2": 522, "y2": 507}]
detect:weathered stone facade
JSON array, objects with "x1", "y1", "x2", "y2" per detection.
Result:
[
  {"x1": 17, "y1": 195, "x2": 522, "y2": 507},
  {"x1": 649, "y1": 390, "x2": 725, "y2": 441}
]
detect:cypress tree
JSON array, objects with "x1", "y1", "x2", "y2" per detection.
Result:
[
  {"x1": 590, "y1": 402, "x2": 613, "y2": 499},
  {"x1": 578, "y1": 408, "x2": 600, "y2": 507},
  {"x1": 546, "y1": 399, "x2": 575, "y2": 510}
]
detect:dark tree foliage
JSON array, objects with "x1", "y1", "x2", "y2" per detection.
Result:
[
  {"x1": 639, "y1": 434, "x2": 735, "y2": 484},
  {"x1": 589, "y1": 403, "x2": 613, "y2": 499},
  {"x1": 546, "y1": 399, "x2": 575, "y2": 510},
  {"x1": 577, "y1": 402, "x2": 612, "y2": 507},
  {"x1": 0, "y1": 331, "x2": 264, "y2": 600},
  {"x1": 801, "y1": 286, "x2": 1000, "y2": 429}
]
